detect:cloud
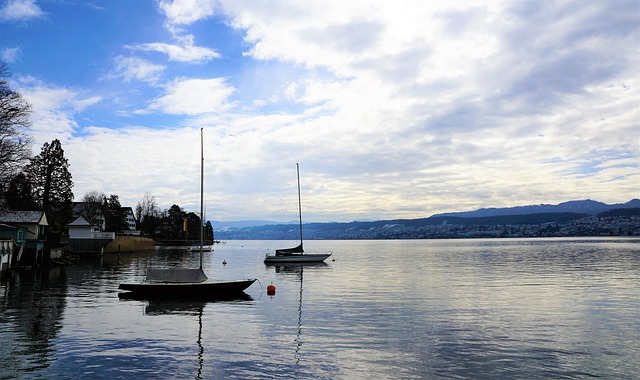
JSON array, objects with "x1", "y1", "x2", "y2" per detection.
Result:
[
  {"x1": 0, "y1": 0, "x2": 44, "y2": 21},
  {"x1": 158, "y1": 0, "x2": 218, "y2": 25},
  {"x1": 1, "y1": 47, "x2": 21, "y2": 63},
  {"x1": 108, "y1": 56, "x2": 165, "y2": 83},
  {"x1": 6, "y1": 1, "x2": 637, "y2": 221},
  {"x1": 193, "y1": 0, "x2": 638, "y2": 218},
  {"x1": 16, "y1": 77, "x2": 101, "y2": 146},
  {"x1": 66, "y1": 126, "x2": 205, "y2": 208},
  {"x1": 146, "y1": 77, "x2": 235, "y2": 115},
  {"x1": 130, "y1": 35, "x2": 220, "y2": 63}
]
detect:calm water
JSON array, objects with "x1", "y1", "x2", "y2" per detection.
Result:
[{"x1": 1, "y1": 238, "x2": 639, "y2": 379}]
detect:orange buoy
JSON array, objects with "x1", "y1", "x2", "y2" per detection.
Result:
[{"x1": 266, "y1": 282, "x2": 276, "y2": 296}]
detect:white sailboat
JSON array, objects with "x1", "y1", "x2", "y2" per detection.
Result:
[
  {"x1": 119, "y1": 128, "x2": 256, "y2": 298},
  {"x1": 264, "y1": 163, "x2": 332, "y2": 264}
]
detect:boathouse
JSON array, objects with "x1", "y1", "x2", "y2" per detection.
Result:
[
  {"x1": 67, "y1": 215, "x2": 115, "y2": 253},
  {"x1": 0, "y1": 211, "x2": 48, "y2": 267}
]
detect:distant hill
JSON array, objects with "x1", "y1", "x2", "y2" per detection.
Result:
[
  {"x1": 434, "y1": 199, "x2": 640, "y2": 218},
  {"x1": 213, "y1": 199, "x2": 640, "y2": 240},
  {"x1": 209, "y1": 220, "x2": 292, "y2": 230}
]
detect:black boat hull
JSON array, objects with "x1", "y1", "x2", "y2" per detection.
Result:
[{"x1": 118, "y1": 279, "x2": 256, "y2": 299}]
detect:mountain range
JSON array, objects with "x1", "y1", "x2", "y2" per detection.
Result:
[
  {"x1": 212, "y1": 199, "x2": 640, "y2": 240},
  {"x1": 212, "y1": 199, "x2": 639, "y2": 229},
  {"x1": 433, "y1": 199, "x2": 640, "y2": 218}
]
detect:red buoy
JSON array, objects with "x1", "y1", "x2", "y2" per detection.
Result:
[{"x1": 267, "y1": 282, "x2": 276, "y2": 296}]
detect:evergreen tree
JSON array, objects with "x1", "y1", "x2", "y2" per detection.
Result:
[
  {"x1": 103, "y1": 194, "x2": 127, "y2": 232},
  {"x1": 205, "y1": 220, "x2": 214, "y2": 242},
  {"x1": 24, "y1": 139, "x2": 74, "y2": 232},
  {"x1": 5, "y1": 172, "x2": 38, "y2": 210},
  {"x1": 164, "y1": 204, "x2": 185, "y2": 239}
]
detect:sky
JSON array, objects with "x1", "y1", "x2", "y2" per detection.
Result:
[{"x1": 1, "y1": 0, "x2": 638, "y2": 223}]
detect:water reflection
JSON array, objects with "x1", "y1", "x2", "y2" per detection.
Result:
[
  {"x1": 135, "y1": 299, "x2": 208, "y2": 316},
  {"x1": 0, "y1": 267, "x2": 67, "y2": 375},
  {"x1": 117, "y1": 293, "x2": 253, "y2": 379},
  {"x1": 1, "y1": 239, "x2": 638, "y2": 379},
  {"x1": 117, "y1": 291, "x2": 253, "y2": 303},
  {"x1": 266, "y1": 262, "x2": 330, "y2": 365},
  {"x1": 129, "y1": 299, "x2": 208, "y2": 379}
]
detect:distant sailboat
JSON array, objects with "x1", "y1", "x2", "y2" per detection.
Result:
[
  {"x1": 119, "y1": 128, "x2": 256, "y2": 298},
  {"x1": 264, "y1": 163, "x2": 332, "y2": 264}
]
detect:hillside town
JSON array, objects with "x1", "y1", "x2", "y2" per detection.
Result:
[{"x1": 214, "y1": 209, "x2": 640, "y2": 240}]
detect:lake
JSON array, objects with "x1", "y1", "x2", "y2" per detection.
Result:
[{"x1": 1, "y1": 238, "x2": 639, "y2": 379}]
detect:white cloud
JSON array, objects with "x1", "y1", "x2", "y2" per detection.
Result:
[
  {"x1": 66, "y1": 126, "x2": 205, "y2": 209},
  {"x1": 130, "y1": 34, "x2": 220, "y2": 63},
  {"x1": 16, "y1": 77, "x2": 102, "y2": 147},
  {"x1": 1, "y1": 47, "x2": 21, "y2": 63},
  {"x1": 0, "y1": 0, "x2": 44, "y2": 21},
  {"x1": 195, "y1": 0, "x2": 638, "y2": 219},
  {"x1": 146, "y1": 77, "x2": 235, "y2": 115},
  {"x1": 158, "y1": 0, "x2": 218, "y2": 25},
  {"x1": 8, "y1": 1, "x2": 637, "y2": 221},
  {"x1": 109, "y1": 56, "x2": 165, "y2": 83}
]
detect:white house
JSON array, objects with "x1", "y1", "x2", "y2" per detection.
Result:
[
  {"x1": 68, "y1": 215, "x2": 98, "y2": 238},
  {"x1": 67, "y1": 216, "x2": 115, "y2": 253}
]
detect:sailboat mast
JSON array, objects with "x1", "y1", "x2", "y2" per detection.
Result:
[
  {"x1": 297, "y1": 163, "x2": 303, "y2": 248},
  {"x1": 200, "y1": 127, "x2": 204, "y2": 269}
]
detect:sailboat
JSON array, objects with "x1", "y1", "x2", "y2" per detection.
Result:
[
  {"x1": 119, "y1": 128, "x2": 256, "y2": 298},
  {"x1": 264, "y1": 163, "x2": 332, "y2": 264}
]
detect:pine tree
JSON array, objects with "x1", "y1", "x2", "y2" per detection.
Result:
[
  {"x1": 25, "y1": 139, "x2": 74, "y2": 232},
  {"x1": 5, "y1": 172, "x2": 39, "y2": 210},
  {"x1": 103, "y1": 194, "x2": 127, "y2": 233}
]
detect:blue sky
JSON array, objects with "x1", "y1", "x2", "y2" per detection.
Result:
[{"x1": 1, "y1": 0, "x2": 638, "y2": 222}]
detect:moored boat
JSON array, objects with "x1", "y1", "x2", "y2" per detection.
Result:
[
  {"x1": 119, "y1": 128, "x2": 256, "y2": 298},
  {"x1": 264, "y1": 163, "x2": 331, "y2": 264}
]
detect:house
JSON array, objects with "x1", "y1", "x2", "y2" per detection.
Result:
[
  {"x1": 66, "y1": 215, "x2": 115, "y2": 253},
  {"x1": 122, "y1": 207, "x2": 136, "y2": 230},
  {"x1": 68, "y1": 215, "x2": 98, "y2": 238},
  {"x1": 0, "y1": 223, "x2": 27, "y2": 272},
  {"x1": 121, "y1": 207, "x2": 140, "y2": 235},
  {"x1": 71, "y1": 202, "x2": 139, "y2": 235},
  {"x1": 72, "y1": 202, "x2": 106, "y2": 231},
  {"x1": 0, "y1": 211, "x2": 48, "y2": 267}
]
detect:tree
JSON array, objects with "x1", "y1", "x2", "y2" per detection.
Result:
[
  {"x1": 136, "y1": 192, "x2": 158, "y2": 221},
  {"x1": 185, "y1": 211, "x2": 200, "y2": 240},
  {"x1": 80, "y1": 190, "x2": 106, "y2": 230},
  {"x1": 0, "y1": 62, "x2": 33, "y2": 199},
  {"x1": 205, "y1": 220, "x2": 214, "y2": 242},
  {"x1": 136, "y1": 193, "x2": 161, "y2": 236},
  {"x1": 5, "y1": 172, "x2": 38, "y2": 210},
  {"x1": 161, "y1": 204, "x2": 185, "y2": 239},
  {"x1": 24, "y1": 139, "x2": 74, "y2": 232},
  {"x1": 103, "y1": 194, "x2": 126, "y2": 232}
]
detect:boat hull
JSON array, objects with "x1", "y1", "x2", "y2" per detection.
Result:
[
  {"x1": 264, "y1": 253, "x2": 331, "y2": 264},
  {"x1": 118, "y1": 279, "x2": 256, "y2": 299}
]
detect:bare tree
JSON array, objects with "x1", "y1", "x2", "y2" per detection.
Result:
[
  {"x1": 135, "y1": 192, "x2": 159, "y2": 222},
  {"x1": 81, "y1": 190, "x2": 106, "y2": 229},
  {"x1": 136, "y1": 192, "x2": 160, "y2": 236},
  {"x1": 0, "y1": 62, "x2": 33, "y2": 190}
]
